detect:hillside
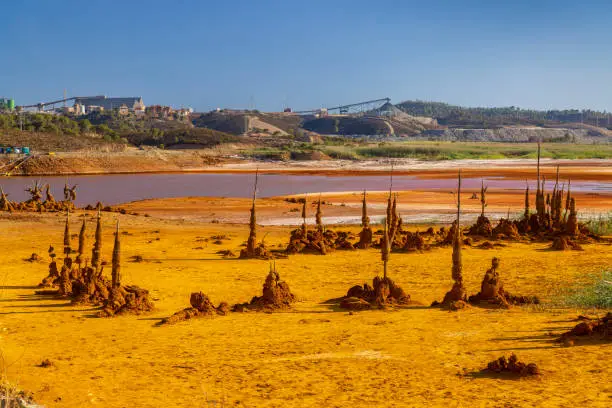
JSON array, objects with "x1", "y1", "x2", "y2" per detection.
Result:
[
  {"x1": 0, "y1": 128, "x2": 122, "y2": 152},
  {"x1": 417, "y1": 127, "x2": 612, "y2": 143},
  {"x1": 192, "y1": 110, "x2": 303, "y2": 136},
  {"x1": 396, "y1": 100, "x2": 612, "y2": 130},
  {"x1": 301, "y1": 104, "x2": 436, "y2": 137}
]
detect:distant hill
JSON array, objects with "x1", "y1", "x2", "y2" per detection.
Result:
[{"x1": 396, "y1": 100, "x2": 612, "y2": 130}]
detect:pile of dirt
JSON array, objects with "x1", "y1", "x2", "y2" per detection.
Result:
[
  {"x1": 434, "y1": 282, "x2": 468, "y2": 307},
  {"x1": 398, "y1": 231, "x2": 426, "y2": 252},
  {"x1": 468, "y1": 215, "x2": 493, "y2": 237},
  {"x1": 356, "y1": 191, "x2": 373, "y2": 249},
  {"x1": 558, "y1": 313, "x2": 611, "y2": 345},
  {"x1": 468, "y1": 258, "x2": 539, "y2": 308},
  {"x1": 160, "y1": 292, "x2": 229, "y2": 325},
  {"x1": 484, "y1": 354, "x2": 540, "y2": 376},
  {"x1": 550, "y1": 236, "x2": 583, "y2": 251},
  {"x1": 286, "y1": 228, "x2": 334, "y2": 255},
  {"x1": 332, "y1": 231, "x2": 357, "y2": 250},
  {"x1": 239, "y1": 243, "x2": 273, "y2": 259},
  {"x1": 448, "y1": 300, "x2": 469, "y2": 311},
  {"x1": 217, "y1": 249, "x2": 237, "y2": 258},
  {"x1": 492, "y1": 218, "x2": 520, "y2": 240},
  {"x1": 356, "y1": 226, "x2": 373, "y2": 249},
  {"x1": 97, "y1": 285, "x2": 155, "y2": 317},
  {"x1": 439, "y1": 221, "x2": 459, "y2": 246},
  {"x1": 232, "y1": 266, "x2": 296, "y2": 312},
  {"x1": 477, "y1": 241, "x2": 495, "y2": 249},
  {"x1": 341, "y1": 276, "x2": 411, "y2": 309}
]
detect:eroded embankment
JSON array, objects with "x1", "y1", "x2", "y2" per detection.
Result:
[{"x1": 2, "y1": 150, "x2": 612, "y2": 180}]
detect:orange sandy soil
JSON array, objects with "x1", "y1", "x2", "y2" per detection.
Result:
[
  {"x1": 0, "y1": 208, "x2": 610, "y2": 407},
  {"x1": 120, "y1": 189, "x2": 611, "y2": 224},
  {"x1": 210, "y1": 158, "x2": 612, "y2": 181},
  {"x1": 5, "y1": 149, "x2": 612, "y2": 181}
]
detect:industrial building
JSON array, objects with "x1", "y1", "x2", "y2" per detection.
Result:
[
  {"x1": 72, "y1": 96, "x2": 145, "y2": 114},
  {"x1": 0, "y1": 97, "x2": 16, "y2": 112}
]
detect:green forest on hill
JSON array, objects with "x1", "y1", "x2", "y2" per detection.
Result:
[{"x1": 397, "y1": 100, "x2": 612, "y2": 129}]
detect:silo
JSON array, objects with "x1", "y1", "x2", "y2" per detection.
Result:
[{"x1": 8, "y1": 99, "x2": 15, "y2": 111}]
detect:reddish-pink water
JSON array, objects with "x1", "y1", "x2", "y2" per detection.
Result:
[{"x1": 1, "y1": 173, "x2": 610, "y2": 206}]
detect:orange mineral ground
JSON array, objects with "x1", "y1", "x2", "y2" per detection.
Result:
[
  {"x1": 120, "y1": 189, "x2": 611, "y2": 225},
  {"x1": 1, "y1": 202, "x2": 610, "y2": 407}
]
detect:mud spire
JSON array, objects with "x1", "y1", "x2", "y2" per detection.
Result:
[
  {"x1": 63, "y1": 211, "x2": 71, "y2": 256},
  {"x1": 246, "y1": 170, "x2": 259, "y2": 256},
  {"x1": 361, "y1": 190, "x2": 369, "y2": 228},
  {"x1": 386, "y1": 162, "x2": 394, "y2": 232},
  {"x1": 315, "y1": 195, "x2": 323, "y2": 232},
  {"x1": 523, "y1": 180, "x2": 530, "y2": 219},
  {"x1": 92, "y1": 208, "x2": 102, "y2": 272},
  {"x1": 381, "y1": 165, "x2": 398, "y2": 279},
  {"x1": 0, "y1": 186, "x2": 13, "y2": 212},
  {"x1": 77, "y1": 218, "x2": 86, "y2": 265},
  {"x1": 535, "y1": 142, "x2": 544, "y2": 223},
  {"x1": 440, "y1": 169, "x2": 467, "y2": 305},
  {"x1": 563, "y1": 179, "x2": 571, "y2": 224},
  {"x1": 480, "y1": 179, "x2": 488, "y2": 218},
  {"x1": 565, "y1": 197, "x2": 579, "y2": 236},
  {"x1": 357, "y1": 190, "x2": 373, "y2": 249},
  {"x1": 112, "y1": 221, "x2": 121, "y2": 289},
  {"x1": 453, "y1": 170, "x2": 463, "y2": 284},
  {"x1": 301, "y1": 194, "x2": 308, "y2": 236}
]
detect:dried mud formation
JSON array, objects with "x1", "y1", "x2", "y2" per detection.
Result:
[
  {"x1": 466, "y1": 145, "x2": 598, "y2": 251},
  {"x1": 38, "y1": 212, "x2": 154, "y2": 317},
  {"x1": 484, "y1": 354, "x2": 540, "y2": 377},
  {"x1": 340, "y1": 178, "x2": 412, "y2": 311},
  {"x1": 161, "y1": 292, "x2": 229, "y2": 325},
  {"x1": 341, "y1": 276, "x2": 411, "y2": 310},
  {"x1": 558, "y1": 313, "x2": 611, "y2": 345},
  {"x1": 432, "y1": 171, "x2": 468, "y2": 310},
  {"x1": 356, "y1": 190, "x2": 373, "y2": 249},
  {"x1": 286, "y1": 198, "x2": 360, "y2": 254},
  {"x1": 239, "y1": 171, "x2": 273, "y2": 259},
  {"x1": 233, "y1": 264, "x2": 296, "y2": 312},
  {"x1": 0, "y1": 181, "x2": 77, "y2": 213},
  {"x1": 468, "y1": 258, "x2": 539, "y2": 308}
]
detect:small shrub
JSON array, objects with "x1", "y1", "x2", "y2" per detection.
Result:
[
  {"x1": 562, "y1": 270, "x2": 612, "y2": 309},
  {"x1": 587, "y1": 212, "x2": 612, "y2": 235}
]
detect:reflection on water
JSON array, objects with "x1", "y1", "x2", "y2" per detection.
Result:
[{"x1": 0, "y1": 173, "x2": 609, "y2": 206}]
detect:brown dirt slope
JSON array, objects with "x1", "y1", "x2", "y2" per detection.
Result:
[{"x1": 0, "y1": 129, "x2": 118, "y2": 152}]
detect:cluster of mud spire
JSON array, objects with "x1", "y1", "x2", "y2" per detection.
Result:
[
  {"x1": 162, "y1": 262, "x2": 296, "y2": 325},
  {"x1": 38, "y1": 210, "x2": 154, "y2": 317},
  {"x1": 469, "y1": 143, "x2": 589, "y2": 251},
  {"x1": 30, "y1": 143, "x2": 602, "y2": 324},
  {"x1": 0, "y1": 181, "x2": 77, "y2": 212}
]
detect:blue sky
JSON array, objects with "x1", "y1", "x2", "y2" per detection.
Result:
[{"x1": 2, "y1": 0, "x2": 612, "y2": 112}]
